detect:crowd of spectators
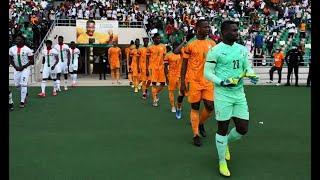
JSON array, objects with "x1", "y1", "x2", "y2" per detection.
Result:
[
  {"x1": 9, "y1": 0, "x2": 56, "y2": 50},
  {"x1": 9, "y1": 0, "x2": 311, "y2": 64}
]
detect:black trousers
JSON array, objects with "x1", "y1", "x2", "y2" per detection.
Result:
[
  {"x1": 269, "y1": 66, "x2": 282, "y2": 83},
  {"x1": 307, "y1": 63, "x2": 311, "y2": 86},
  {"x1": 287, "y1": 64, "x2": 299, "y2": 85}
]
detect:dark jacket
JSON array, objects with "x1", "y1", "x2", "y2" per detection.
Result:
[{"x1": 285, "y1": 48, "x2": 303, "y2": 65}]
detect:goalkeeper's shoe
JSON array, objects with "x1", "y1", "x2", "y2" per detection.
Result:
[
  {"x1": 225, "y1": 145, "x2": 231, "y2": 161},
  {"x1": 219, "y1": 161, "x2": 231, "y2": 177}
]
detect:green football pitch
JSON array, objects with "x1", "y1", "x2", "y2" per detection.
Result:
[{"x1": 9, "y1": 86, "x2": 310, "y2": 180}]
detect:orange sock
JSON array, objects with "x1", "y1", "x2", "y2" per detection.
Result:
[
  {"x1": 116, "y1": 69, "x2": 120, "y2": 81},
  {"x1": 190, "y1": 109, "x2": 200, "y2": 137},
  {"x1": 142, "y1": 81, "x2": 146, "y2": 93},
  {"x1": 152, "y1": 86, "x2": 157, "y2": 101},
  {"x1": 199, "y1": 108, "x2": 212, "y2": 124},
  {"x1": 169, "y1": 90, "x2": 175, "y2": 107}
]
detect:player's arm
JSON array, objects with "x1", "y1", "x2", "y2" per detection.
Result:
[
  {"x1": 243, "y1": 48, "x2": 259, "y2": 84},
  {"x1": 204, "y1": 48, "x2": 223, "y2": 85},
  {"x1": 108, "y1": 48, "x2": 111, "y2": 65},
  {"x1": 66, "y1": 48, "x2": 71, "y2": 66},
  {"x1": 173, "y1": 39, "x2": 186, "y2": 54},
  {"x1": 23, "y1": 49, "x2": 34, "y2": 69},
  {"x1": 164, "y1": 54, "x2": 169, "y2": 85},
  {"x1": 146, "y1": 48, "x2": 150, "y2": 76},
  {"x1": 284, "y1": 50, "x2": 290, "y2": 65},
  {"x1": 9, "y1": 55, "x2": 20, "y2": 71},
  {"x1": 119, "y1": 49, "x2": 122, "y2": 66},
  {"x1": 137, "y1": 51, "x2": 140, "y2": 73},
  {"x1": 52, "y1": 54, "x2": 59, "y2": 70}
]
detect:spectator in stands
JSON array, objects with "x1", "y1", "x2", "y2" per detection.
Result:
[
  {"x1": 265, "y1": 32, "x2": 276, "y2": 57},
  {"x1": 287, "y1": 20, "x2": 296, "y2": 39},
  {"x1": 299, "y1": 20, "x2": 306, "y2": 39},
  {"x1": 267, "y1": 48, "x2": 285, "y2": 86},
  {"x1": 285, "y1": 43, "x2": 303, "y2": 86},
  {"x1": 254, "y1": 31, "x2": 264, "y2": 53}
]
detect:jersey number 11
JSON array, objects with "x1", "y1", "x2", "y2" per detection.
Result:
[{"x1": 233, "y1": 60, "x2": 240, "y2": 69}]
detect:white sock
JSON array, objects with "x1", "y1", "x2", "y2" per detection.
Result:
[
  {"x1": 9, "y1": 91, "x2": 13, "y2": 104},
  {"x1": 53, "y1": 80, "x2": 57, "y2": 91},
  {"x1": 41, "y1": 80, "x2": 46, "y2": 93},
  {"x1": 73, "y1": 74, "x2": 77, "y2": 84},
  {"x1": 21, "y1": 86, "x2": 27, "y2": 103},
  {"x1": 56, "y1": 80, "x2": 61, "y2": 90},
  {"x1": 64, "y1": 79, "x2": 68, "y2": 87}
]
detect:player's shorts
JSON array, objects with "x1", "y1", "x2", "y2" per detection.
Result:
[
  {"x1": 14, "y1": 68, "x2": 30, "y2": 87},
  {"x1": 150, "y1": 68, "x2": 166, "y2": 83},
  {"x1": 60, "y1": 62, "x2": 69, "y2": 74},
  {"x1": 214, "y1": 95, "x2": 249, "y2": 121},
  {"x1": 168, "y1": 76, "x2": 180, "y2": 91},
  {"x1": 69, "y1": 63, "x2": 78, "y2": 72},
  {"x1": 110, "y1": 61, "x2": 120, "y2": 70},
  {"x1": 42, "y1": 66, "x2": 58, "y2": 79},
  {"x1": 187, "y1": 81, "x2": 214, "y2": 103}
]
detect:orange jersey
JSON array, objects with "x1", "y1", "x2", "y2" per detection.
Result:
[
  {"x1": 138, "y1": 46, "x2": 148, "y2": 70},
  {"x1": 183, "y1": 37, "x2": 216, "y2": 83},
  {"x1": 273, "y1": 52, "x2": 285, "y2": 68},
  {"x1": 125, "y1": 45, "x2": 135, "y2": 61},
  {"x1": 108, "y1": 47, "x2": 121, "y2": 63},
  {"x1": 130, "y1": 48, "x2": 139, "y2": 75},
  {"x1": 147, "y1": 44, "x2": 167, "y2": 70},
  {"x1": 164, "y1": 52, "x2": 183, "y2": 78}
]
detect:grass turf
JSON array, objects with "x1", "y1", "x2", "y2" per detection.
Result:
[{"x1": 9, "y1": 86, "x2": 310, "y2": 180}]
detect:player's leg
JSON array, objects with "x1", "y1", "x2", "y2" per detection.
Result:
[
  {"x1": 110, "y1": 68, "x2": 115, "y2": 83},
  {"x1": 51, "y1": 71, "x2": 58, "y2": 96},
  {"x1": 199, "y1": 99, "x2": 214, "y2": 137},
  {"x1": 190, "y1": 102, "x2": 201, "y2": 146},
  {"x1": 13, "y1": 71, "x2": 21, "y2": 105},
  {"x1": 285, "y1": 65, "x2": 293, "y2": 86},
  {"x1": 9, "y1": 89, "x2": 14, "y2": 111},
  {"x1": 277, "y1": 68, "x2": 282, "y2": 84},
  {"x1": 168, "y1": 77, "x2": 177, "y2": 112},
  {"x1": 151, "y1": 82, "x2": 158, "y2": 106},
  {"x1": 19, "y1": 69, "x2": 30, "y2": 108},
  {"x1": 56, "y1": 64, "x2": 62, "y2": 91},
  {"x1": 294, "y1": 65, "x2": 299, "y2": 86},
  {"x1": 63, "y1": 63, "x2": 69, "y2": 90},
  {"x1": 116, "y1": 68, "x2": 121, "y2": 84},
  {"x1": 176, "y1": 80, "x2": 185, "y2": 119},
  {"x1": 268, "y1": 66, "x2": 276, "y2": 83},
  {"x1": 214, "y1": 98, "x2": 233, "y2": 177}
]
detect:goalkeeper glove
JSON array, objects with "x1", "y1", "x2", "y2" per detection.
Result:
[
  {"x1": 245, "y1": 73, "x2": 259, "y2": 84},
  {"x1": 220, "y1": 78, "x2": 240, "y2": 87}
]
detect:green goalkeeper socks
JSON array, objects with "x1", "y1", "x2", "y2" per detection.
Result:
[
  {"x1": 228, "y1": 127, "x2": 243, "y2": 143},
  {"x1": 215, "y1": 133, "x2": 228, "y2": 163}
]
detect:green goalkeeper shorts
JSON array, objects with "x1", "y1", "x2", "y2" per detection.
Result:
[{"x1": 214, "y1": 96, "x2": 249, "y2": 121}]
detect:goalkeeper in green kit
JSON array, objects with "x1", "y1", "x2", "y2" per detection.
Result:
[{"x1": 204, "y1": 20, "x2": 259, "y2": 177}]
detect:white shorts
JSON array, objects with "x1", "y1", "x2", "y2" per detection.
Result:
[
  {"x1": 14, "y1": 68, "x2": 30, "y2": 87},
  {"x1": 42, "y1": 66, "x2": 58, "y2": 79},
  {"x1": 59, "y1": 62, "x2": 69, "y2": 74},
  {"x1": 69, "y1": 64, "x2": 78, "y2": 72}
]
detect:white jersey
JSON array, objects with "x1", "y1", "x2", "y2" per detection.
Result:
[
  {"x1": 69, "y1": 48, "x2": 80, "y2": 65},
  {"x1": 42, "y1": 48, "x2": 59, "y2": 68},
  {"x1": 9, "y1": 45, "x2": 33, "y2": 69},
  {"x1": 53, "y1": 44, "x2": 70, "y2": 64}
]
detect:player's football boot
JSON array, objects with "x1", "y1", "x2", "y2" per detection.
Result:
[
  {"x1": 193, "y1": 135, "x2": 202, "y2": 147},
  {"x1": 199, "y1": 124, "x2": 207, "y2": 137},
  {"x1": 142, "y1": 93, "x2": 147, "y2": 100},
  {"x1": 134, "y1": 87, "x2": 138, "y2": 93},
  {"x1": 176, "y1": 108, "x2": 182, "y2": 119},
  {"x1": 38, "y1": 92, "x2": 46, "y2": 97},
  {"x1": 9, "y1": 103, "x2": 14, "y2": 111},
  {"x1": 219, "y1": 161, "x2": 231, "y2": 177},
  {"x1": 52, "y1": 91, "x2": 57, "y2": 96},
  {"x1": 171, "y1": 106, "x2": 176, "y2": 113},
  {"x1": 64, "y1": 86, "x2": 68, "y2": 91},
  {"x1": 225, "y1": 145, "x2": 231, "y2": 161},
  {"x1": 19, "y1": 102, "x2": 25, "y2": 108}
]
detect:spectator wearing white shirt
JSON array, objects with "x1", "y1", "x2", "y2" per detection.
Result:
[{"x1": 287, "y1": 21, "x2": 296, "y2": 39}]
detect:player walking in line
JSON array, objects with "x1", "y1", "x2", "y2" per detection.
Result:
[
  {"x1": 180, "y1": 19, "x2": 216, "y2": 146},
  {"x1": 138, "y1": 37, "x2": 151, "y2": 99},
  {"x1": 147, "y1": 33, "x2": 167, "y2": 107},
  {"x1": 53, "y1": 36, "x2": 70, "y2": 91},
  {"x1": 125, "y1": 40, "x2": 135, "y2": 87},
  {"x1": 9, "y1": 34, "x2": 34, "y2": 108},
  {"x1": 108, "y1": 41, "x2": 122, "y2": 84},
  {"x1": 38, "y1": 40, "x2": 60, "y2": 97},
  {"x1": 69, "y1": 41, "x2": 80, "y2": 87},
  {"x1": 164, "y1": 42, "x2": 183, "y2": 113},
  {"x1": 130, "y1": 39, "x2": 141, "y2": 93},
  {"x1": 173, "y1": 39, "x2": 188, "y2": 119},
  {"x1": 204, "y1": 20, "x2": 259, "y2": 177}
]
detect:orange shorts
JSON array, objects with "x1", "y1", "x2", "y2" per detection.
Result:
[
  {"x1": 150, "y1": 68, "x2": 166, "y2": 83},
  {"x1": 140, "y1": 69, "x2": 151, "y2": 81},
  {"x1": 168, "y1": 76, "x2": 180, "y2": 91},
  {"x1": 110, "y1": 61, "x2": 120, "y2": 70},
  {"x1": 186, "y1": 81, "x2": 214, "y2": 103}
]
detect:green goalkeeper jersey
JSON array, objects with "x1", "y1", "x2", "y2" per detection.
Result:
[{"x1": 205, "y1": 42, "x2": 255, "y2": 100}]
